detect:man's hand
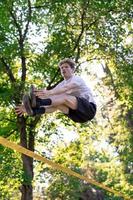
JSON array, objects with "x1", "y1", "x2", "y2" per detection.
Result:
[
  {"x1": 34, "y1": 89, "x2": 50, "y2": 99},
  {"x1": 15, "y1": 104, "x2": 26, "y2": 116}
]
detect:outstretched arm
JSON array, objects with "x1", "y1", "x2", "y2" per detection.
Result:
[{"x1": 34, "y1": 82, "x2": 80, "y2": 98}]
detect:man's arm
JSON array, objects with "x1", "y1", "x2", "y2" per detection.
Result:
[
  {"x1": 34, "y1": 82, "x2": 80, "y2": 98},
  {"x1": 49, "y1": 82, "x2": 80, "y2": 95}
]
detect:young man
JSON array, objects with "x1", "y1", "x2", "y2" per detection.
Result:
[{"x1": 16, "y1": 58, "x2": 96, "y2": 123}]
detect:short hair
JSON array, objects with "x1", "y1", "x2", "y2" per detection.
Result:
[{"x1": 58, "y1": 58, "x2": 76, "y2": 69}]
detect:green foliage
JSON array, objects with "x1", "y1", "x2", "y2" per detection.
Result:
[
  {"x1": 0, "y1": 0, "x2": 132, "y2": 199},
  {"x1": 0, "y1": 146, "x2": 22, "y2": 199}
]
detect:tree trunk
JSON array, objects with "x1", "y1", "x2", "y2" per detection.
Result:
[
  {"x1": 21, "y1": 155, "x2": 33, "y2": 200},
  {"x1": 18, "y1": 116, "x2": 34, "y2": 200},
  {"x1": 21, "y1": 185, "x2": 33, "y2": 200}
]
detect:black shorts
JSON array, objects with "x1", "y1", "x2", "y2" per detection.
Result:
[{"x1": 66, "y1": 97, "x2": 97, "y2": 123}]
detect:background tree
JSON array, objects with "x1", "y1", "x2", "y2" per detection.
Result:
[{"x1": 0, "y1": 0, "x2": 132, "y2": 199}]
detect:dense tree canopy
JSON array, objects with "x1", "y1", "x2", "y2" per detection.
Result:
[{"x1": 0, "y1": 0, "x2": 132, "y2": 199}]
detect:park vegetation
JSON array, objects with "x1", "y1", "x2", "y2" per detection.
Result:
[{"x1": 0, "y1": 0, "x2": 132, "y2": 199}]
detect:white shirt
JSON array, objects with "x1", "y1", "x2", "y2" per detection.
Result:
[{"x1": 55, "y1": 75, "x2": 96, "y2": 104}]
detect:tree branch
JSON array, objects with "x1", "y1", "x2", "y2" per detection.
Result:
[
  {"x1": 4, "y1": 129, "x2": 18, "y2": 138},
  {"x1": 23, "y1": 0, "x2": 32, "y2": 42},
  {"x1": 9, "y1": 1, "x2": 32, "y2": 83},
  {"x1": 73, "y1": 1, "x2": 91, "y2": 64},
  {"x1": 9, "y1": 10, "x2": 23, "y2": 43},
  {"x1": 73, "y1": 2, "x2": 87, "y2": 52},
  {"x1": 102, "y1": 62, "x2": 119, "y2": 98},
  {"x1": 1, "y1": 57, "x2": 16, "y2": 82},
  {"x1": 31, "y1": 5, "x2": 46, "y2": 9},
  {"x1": 47, "y1": 68, "x2": 62, "y2": 90}
]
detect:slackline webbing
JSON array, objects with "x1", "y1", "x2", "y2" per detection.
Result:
[{"x1": 0, "y1": 136, "x2": 130, "y2": 200}]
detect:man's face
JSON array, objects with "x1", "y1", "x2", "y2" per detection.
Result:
[{"x1": 59, "y1": 63, "x2": 74, "y2": 79}]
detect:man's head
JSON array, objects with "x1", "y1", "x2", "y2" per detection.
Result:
[
  {"x1": 58, "y1": 58, "x2": 76, "y2": 80},
  {"x1": 58, "y1": 58, "x2": 76, "y2": 70}
]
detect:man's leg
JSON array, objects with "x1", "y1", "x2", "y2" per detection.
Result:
[
  {"x1": 33, "y1": 103, "x2": 70, "y2": 115},
  {"x1": 23, "y1": 94, "x2": 77, "y2": 116},
  {"x1": 36, "y1": 94, "x2": 78, "y2": 110},
  {"x1": 29, "y1": 86, "x2": 77, "y2": 110},
  {"x1": 45, "y1": 105, "x2": 69, "y2": 114}
]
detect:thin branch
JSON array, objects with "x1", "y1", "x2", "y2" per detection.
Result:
[
  {"x1": 1, "y1": 117, "x2": 16, "y2": 124},
  {"x1": 1, "y1": 57, "x2": 16, "y2": 82},
  {"x1": 31, "y1": 5, "x2": 46, "y2": 9},
  {"x1": 102, "y1": 62, "x2": 119, "y2": 98},
  {"x1": 9, "y1": 7, "x2": 26, "y2": 82},
  {"x1": 47, "y1": 68, "x2": 61, "y2": 90},
  {"x1": 73, "y1": 2, "x2": 87, "y2": 52},
  {"x1": 9, "y1": 1, "x2": 32, "y2": 83},
  {"x1": 73, "y1": 1, "x2": 91, "y2": 65},
  {"x1": 23, "y1": 0, "x2": 32, "y2": 42},
  {"x1": 4, "y1": 129, "x2": 18, "y2": 138},
  {"x1": 9, "y1": 10, "x2": 22, "y2": 42},
  {"x1": 20, "y1": 0, "x2": 32, "y2": 83}
]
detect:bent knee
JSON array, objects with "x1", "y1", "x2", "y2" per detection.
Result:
[
  {"x1": 64, "y1": 95, "x2": 76, "y2": 103},
  {"x1": 64, "y1": 95, "x2": 78, "y2": 109}
]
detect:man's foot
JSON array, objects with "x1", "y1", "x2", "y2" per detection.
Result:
[
  {"x1": 23, "y1": 94, "x2": 33, "y2": 116},
  {"x1": 29, "y1": 85, "x2": 36, "y2": 108}
]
